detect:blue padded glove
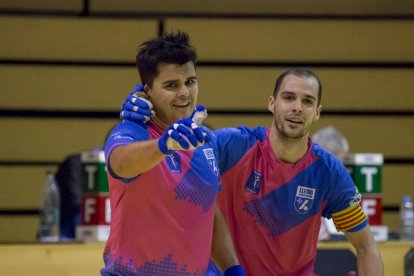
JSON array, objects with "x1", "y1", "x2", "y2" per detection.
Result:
[
  {"x1": 158, "y1": 118, "x2": 204, "y2": 154},
  {"x1": 120, "y1": 84, "x2": 154, "y2": 123},
  {"x1": 224, "y1": 265, "x2": 245, "y2": 276},
  {"x1": 158, "y1": 105, "x2": 209, "y2": 155}
]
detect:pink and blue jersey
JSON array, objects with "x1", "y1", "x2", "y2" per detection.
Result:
[
  {"x1": 101, "y1": 120, "x2": 221, "y2": 276},
  {"x1": 214, "y1": 126, "x2": 367, "y2": 276}
]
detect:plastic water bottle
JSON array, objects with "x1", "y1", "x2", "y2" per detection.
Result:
[
  {"x1": 400, "y1": 195, "x2": 414, "y2": 240},
  {"x1": 38, "y1": 171, "x2": 60, "y2": 242}
]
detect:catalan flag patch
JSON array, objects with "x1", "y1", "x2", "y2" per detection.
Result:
[{"x1": 332, "y1": 204, "x2": 367, "y2": 232}]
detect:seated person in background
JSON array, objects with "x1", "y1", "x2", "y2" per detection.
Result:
[
  {"x1": 55, "y1": 153, "x2": 82, "y2": 240},
  {"x1": 56, "y1": 143, "x2": 104, "y2": 240},
  {"x1": 312, "y1": 126, "x2": 350, "y2": 159}
]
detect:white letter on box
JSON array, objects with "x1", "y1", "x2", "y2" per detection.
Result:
[
  {"x1": 85, "y1": 165, "x2": 97, "y2": 190},
  {"x1": 361, "y1": 167, "x2": 378, "y2": 192},
  {"x1": 362, "y1": 199, "x2": 377, "y2": 216},
  {"x1": 85, "y1": 198, "x2": 97, "y2": 223}
]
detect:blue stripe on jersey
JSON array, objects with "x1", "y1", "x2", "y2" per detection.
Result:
[
  {"x1": 175, "y1": 168, "x2": 218, "y2": 213},
  {"x1": 174, "y1": 141, "x2": 220, "y2": 212},
  {"x1": 243, "y1": 159, "x2": 329, "y2": 237},
  {"x1": 242, "y1": 142, "x2": 364, "y2": 236}
]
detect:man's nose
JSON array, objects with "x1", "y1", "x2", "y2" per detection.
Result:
[
  {"x1": 292, "y1": 99, "x2": 303, "y2": 112},
  {"x1": 177, "y1": 85, "x2": 190, "y2": 97}
]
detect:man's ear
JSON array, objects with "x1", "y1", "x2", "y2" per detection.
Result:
[
  {"x1": 268, "y1": 95, "x2": 275, "y2": 114},
  {"x1": 314, "y1": 104, "x2": 322, "y2": 121},
  {"x1": 143, "y1": 84, "x2": 151, "y2": 99},
  {"x1": 143, "y1": 84, "x2": 149, "y2": 93}
]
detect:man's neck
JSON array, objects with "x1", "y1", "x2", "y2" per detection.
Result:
[
  {"x1": 151, "y1": 116, "x2": 169, "y2": 131},
  {"x1": 268, "y1": 125, "x2": 310, "y2": 164}
]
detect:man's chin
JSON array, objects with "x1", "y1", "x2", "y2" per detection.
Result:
[
  {"x1": 282, "y1": 130, "x2": 306, "y2": 140},
  {"x1": 177, "y1": 110, "x2": 193, "y2": 120}
]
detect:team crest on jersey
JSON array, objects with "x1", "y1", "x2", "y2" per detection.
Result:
[
  {"x1": 245, "y1": 170, "x2": 262, "y2": 195},
  {"x1": 294, "y1": 186, "x2": 316, "y2": 214},
  {"x1": 166, "y1": 153, "x2": 181, "y2": 173},
  {"x1": 203, "y1": 148, "x2": 219, "y2": 175}
]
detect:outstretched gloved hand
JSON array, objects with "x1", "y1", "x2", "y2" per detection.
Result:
[{"x1": 157, "y1": 105, "x2": 210, "y2": 155}]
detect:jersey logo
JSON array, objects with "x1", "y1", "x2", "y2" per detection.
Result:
[
  {"x1": 203, "y1": 148, "x2": 219, "y2": 176},
  {"x1": 245, "y1": 170, "x2": 262, "y2": 195},
  {"x1": 110, "y1": 131, "x2": 134, "y2": 141},
  {"x1": 166, "y1": 153, "x2": 181, "y2": 173},
  {"x1": 294, "y1": 186, "x2": 316, "y2": 214},
  {"x1": 350, "y1": 186, "x2": 362, "y2": 207}
]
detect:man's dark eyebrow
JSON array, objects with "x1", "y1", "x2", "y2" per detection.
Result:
[
  {"x1": 162, "y1": 76, "x2": 197, "y2": 85},
  {"x1": 281, "y1": 91, "x2": 317, "y2": 100},
  {"x1": 304, "y1": 94, "x2": 317, "y2": 101},
  {"x1": 162, "y1": 79, "x2": 178, "y2": 85}
]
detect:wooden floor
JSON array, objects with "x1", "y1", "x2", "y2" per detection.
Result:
[{"x1": 0, "y1": 241, "x2": 412, "y2": 276}]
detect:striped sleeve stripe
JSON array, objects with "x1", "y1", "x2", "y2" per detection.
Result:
[
  {"x1": 335, "y1": 213, "x2": 364, "y2": 227},
  {"x1": 332, "y1": 204, "x2": 359, "y2": 218},
  {"x1": 336, "y1": 213, "x2": 367, "y2": 231},
  {"x1": 335, "y1": 217, "x2": 366, "y2": 232},
  {"x1": 332, "y1": 206, "x2": 360, "y2": 224},
  {"x1": 332, "y1": 205, "x2": 367, "y2": 232}
]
